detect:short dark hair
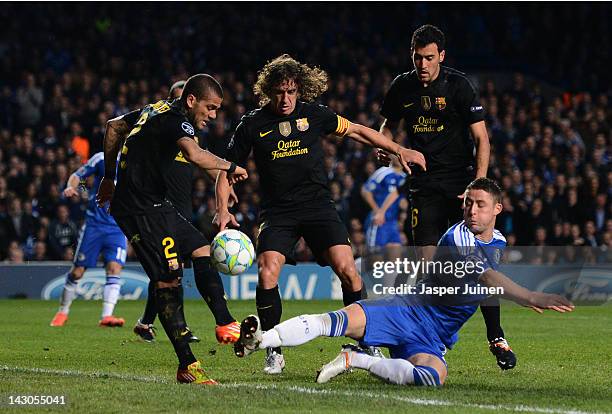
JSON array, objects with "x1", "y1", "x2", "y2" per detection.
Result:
[
  {"x1": 466, "y1": 178, "x2": 502, "y2": 204},
  {"x1": 168, "y1": 80, "x2": 186, "y2": 99},
  {"x1": 411, "y1": 24, "x2": 445, "y2": 52},
  {"x1": 180, "y1": 74, "x2": 223, "y2": 102}
]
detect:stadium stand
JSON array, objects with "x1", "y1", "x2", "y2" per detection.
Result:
[{"x1": 0, "y1": 3, "x2": 610, "y2": 262}]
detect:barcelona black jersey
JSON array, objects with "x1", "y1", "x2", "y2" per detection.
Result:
[
  {"x1": 381, "y1": 66, "x2": 484, "y2": 188},
  {"x1": 112, "y1": 100, "x2": 196, "y2": 216},
  {"x1": 227, "y1": 101, "x2": 349, "y2": 209}
]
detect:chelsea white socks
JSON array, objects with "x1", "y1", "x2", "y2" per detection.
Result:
[
  {"x1": 101, "y1": 276, "x2": 121, "y2": 317},
  {"x1": 59, "y1": 273, "x2": 78, "y2": 314},
  {"x1": 260, "y1": 311, "x2": 349, "y2": 349}
]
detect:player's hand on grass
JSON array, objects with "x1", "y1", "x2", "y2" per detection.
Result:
[
  {"x1": 214, "y1": 209, "x2": 240, "y2": 231},
  {"x1": 96, "y1": 178, "x2": 115, "y2": 212},
  {"x1": 397, "y1": 148, "x2": 426, "y2": 175},
  {"x1": 527, "y1": 292, "x2": 575, "y2": 314},
  {"x1": 228, "y1": 165, "x2": 248, "y2": 186},
  {"x1": 63, "y1": 186, "x2": 79, "y2": 199}
]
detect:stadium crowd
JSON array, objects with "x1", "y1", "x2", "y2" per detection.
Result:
[{"x1": 0, "y1": 3, "x2": 610, "y2": 262}]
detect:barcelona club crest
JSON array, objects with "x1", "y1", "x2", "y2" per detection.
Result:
[
  {"x1": 435, "y1": 97, "x2": 446, "y2": 110},
  {"x1": 421, "y1": 96, "x2": 432, "y2": 111},
  {"x1": 279, "y1": 121, "x2": 292, "y2": 137},
  {"x1": 296, "y1": 118, "x2": 309, "y2": 132}
]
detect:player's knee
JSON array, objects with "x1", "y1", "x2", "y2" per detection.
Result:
[
  {"x1": 257, "y1": 255, "x2": 282, "y2": 287},
  {"x1": 71, "y1": 267, "x2": 86, "y2": 280},
  {"x1": 105, "y1": 262, "x2": 122, "y2": 276},
  {"x1": 332, "y1": 260, "x2": 360, "y2": 286}
]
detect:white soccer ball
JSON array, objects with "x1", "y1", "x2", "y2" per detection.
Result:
[{"x1": 210, "y1": 229, "x2": 255, "y2": 275}]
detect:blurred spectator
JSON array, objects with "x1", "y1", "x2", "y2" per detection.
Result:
[
  {"x1": 47, "y1": 205, "x2": 78, "y2": 259},
  {"x1": 16, "y1": 73, "x2": 44, "y2": 128}
]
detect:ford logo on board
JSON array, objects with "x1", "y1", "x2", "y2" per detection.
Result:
[
  {"x1": 535, "y1": 269, "x2": 612, "y2": 305},
  {"x1": 41, "y1": 269, "x2": 149, "y2": 300}
]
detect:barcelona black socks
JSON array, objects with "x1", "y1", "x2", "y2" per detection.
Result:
[
  {"x1": 193, "y1": 256, "x2": 234, "y2": 326},
  {"x1": 256, "y1": 285, "x2": 283, "y2": 354},
  {"x1": 342, "y1": 285, "x2": 368, "y2": 306},
  {"x1": 140, "y1": 281, "x2": 157, "y2": 325},
  {"x1": 155, "y1": 286, "x2": 196, "y2": 369},
  {"x1": 480, "y1": 298, "x2": 505, "y2": 341}
]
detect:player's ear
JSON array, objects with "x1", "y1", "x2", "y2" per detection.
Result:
[
  {"x1": 185, "y1": 94, "x2": 197, "y2": 109},
  {"x1": 439, "y1": 50, "x2": 445, "y2": 63},
  {"x1": 494, "y1": 201, "x2": 502, "y2": 215}
]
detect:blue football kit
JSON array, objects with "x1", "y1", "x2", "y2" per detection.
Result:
[
  {"x1": 363, "y1": 167, "x2": 406, "y2": 247},
  {"x1": 73, "y1": 152, "x2": 127, "y2": 268},
  {"x1": 358, "y1": 221, "x2": 507, "y2": 362}
]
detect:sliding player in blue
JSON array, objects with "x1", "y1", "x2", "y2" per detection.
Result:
[{"x1": 234, "y1": 178, "x2": 574, "y2": 386}]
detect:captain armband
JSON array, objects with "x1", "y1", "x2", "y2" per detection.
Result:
[{"x1": 334, "y1": 115, "x2": 350, "y2": 137}]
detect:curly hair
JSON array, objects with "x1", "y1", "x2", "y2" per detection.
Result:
[{"x1": 253, "y1": 54, "x2": 328, "y2": 106}]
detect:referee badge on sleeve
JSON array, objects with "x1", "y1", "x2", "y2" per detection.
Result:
[
  {"x1": 296, "y1": 118, "x2": 309, "y2": 131},
  {"x1": 279, "y1": 121, "x2": 292, "y2": 137}
]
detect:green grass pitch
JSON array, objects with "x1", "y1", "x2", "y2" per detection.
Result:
[{"x1": 1, "y1": 299, "x2": 610, "y2": 413}]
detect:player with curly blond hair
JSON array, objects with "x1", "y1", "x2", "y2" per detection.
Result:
[{"x1": 215, "y1": 54, "x2": 427, "y2": 375}]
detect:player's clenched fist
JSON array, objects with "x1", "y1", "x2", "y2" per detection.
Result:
[{"x1": 228, "y1": 165, "x2": 248, "y2": 185}]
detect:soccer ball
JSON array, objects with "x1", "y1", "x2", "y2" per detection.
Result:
[{"x1": 211, "y1": 229, "x2": 255, "y2": 275}]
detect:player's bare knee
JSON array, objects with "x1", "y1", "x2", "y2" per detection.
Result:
[
  {"x1": 105, "y1": 262, "x2": 122, "y2": 276},
  {"x1": 342, "y1": 303, "x2": 366, "y2": 339},
  {"x1": 333, "y1": 260, "x2": 361, "y2": 289},
  {"x1": 71, "y1": 266, "x2": 86, "y2": 280},
  {"x1": 257, "y1": 254, "x2": 282, "y2": 288}
]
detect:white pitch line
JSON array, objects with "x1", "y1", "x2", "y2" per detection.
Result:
[{"x1": 2, "y1": 365, "x2": 609, "y2": 414}]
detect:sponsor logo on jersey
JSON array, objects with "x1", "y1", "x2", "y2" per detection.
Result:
[
  {"x1": 279, "y1": 121, "x2": 292, "y2": 137},
  {"x1": 435, "y1": 97, "x2": 446, "y2": 110},
  {"x1": 181, "y1": 121, "x2": 195, "y2": 136},
  {"x1": 271, "y1": 139, "x2": 309, "y2": 160},
  {"x1": 259, "y1": 130, "x2": 273, "y2": 138},
  {"x1": 421, "y1": 96, "x2": 432, "y2": 111},
  {"x1": 296, "y1": 118, "x2": 309, "y2": 131},
  {"x1": 412, "y1": 116, "x2": 444, "y2": 133},
  {"x1": 403, "y1": 102, "x2": 414, "y2": 108}
]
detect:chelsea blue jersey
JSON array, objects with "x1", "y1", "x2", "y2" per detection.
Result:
[
  {"x1": 363, "y1": 167, "x2": 406, "y2": 221},
  {"x1": 422, "y1": 220, "x2": 507, "y2": 348},
  {"x1": 74, "y1": 152, "x2": 119, "y2": 227}
]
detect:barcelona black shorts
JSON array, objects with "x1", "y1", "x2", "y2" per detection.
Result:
[
  {"x1": 114, "y1": 211, "x2": 208, "y2": 281},
  {"x1": 407, "y1": 187, "x2": 464, "y2": 246},
  {"x1": 257, "y1": 200, "x2": 351, "y2": 266}
]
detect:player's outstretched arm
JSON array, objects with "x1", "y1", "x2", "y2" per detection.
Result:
[
  {"x1": 345, "y1": 122, "x2": 426, "y2": 175},
  {"x1": 178, "y1": 137, "x2": 247, "y2": 182},
  {"x1": 479, "y1": 269, "x2": 575, "y2": 313}
]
